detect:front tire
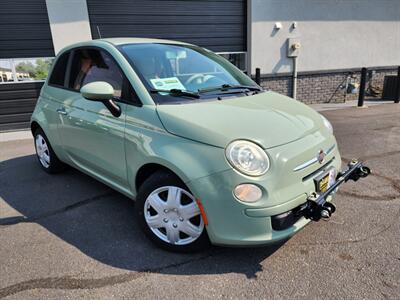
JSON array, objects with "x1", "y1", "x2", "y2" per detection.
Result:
[
  {"x1": 135, "y1": 171, "x2": 210, "y2": 252},
  {"x1": 34, "y1": 128, "x2": 66, "y2": 174}
]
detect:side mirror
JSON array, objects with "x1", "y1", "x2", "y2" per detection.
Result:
[
  {"x1": 80, "y1": 81, "x2": 114, "y2": 101},
  {"x1": 80, "y1": 81, "x2": 121, "y2": 117}
]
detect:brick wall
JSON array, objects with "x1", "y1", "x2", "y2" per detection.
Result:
[
  {"x1": 259, "y1": 68, "x2": 398, "y2": 104},
  {"x1": 260, "y1": 76, "x2": 292, "y2": 98}
]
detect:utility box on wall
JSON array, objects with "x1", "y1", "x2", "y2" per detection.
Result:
[{"x1": 287, "y1": 38, "x2": 301, "y2": 58}]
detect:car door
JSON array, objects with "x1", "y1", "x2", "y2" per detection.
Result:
[{"x1": 57, "y1": 47, "x2": 129, "y2": 188}]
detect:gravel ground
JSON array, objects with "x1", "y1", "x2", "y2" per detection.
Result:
[{"x1": 1, "y1": 103, "x2": 399, "y2": 299}]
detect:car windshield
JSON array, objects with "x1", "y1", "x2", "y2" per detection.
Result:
[{"x1": 120, "y1": 43, "x2": 259, "y2": 104}]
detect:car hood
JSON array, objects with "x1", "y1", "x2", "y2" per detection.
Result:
[{"x1": 156, "y1": 91, "x2": 324, "y2": 149}]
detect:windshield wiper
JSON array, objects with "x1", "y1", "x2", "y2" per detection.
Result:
[
  {"x1": 198, "y1": 84, "x2": 262, "y2": 94},
  {"x1": 150, "y1": 88, "x2": 200, "y2": 99}
]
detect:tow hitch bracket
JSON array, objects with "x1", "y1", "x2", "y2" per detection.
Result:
[{"x1": 304, "y1": 159, "x2": 371, "y2": 221}]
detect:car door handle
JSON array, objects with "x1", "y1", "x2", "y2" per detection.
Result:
[{"x1": 56, "y1": 108, "x2": 68, "y2": 115}]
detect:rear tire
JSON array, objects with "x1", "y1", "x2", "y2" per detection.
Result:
[
  {"x1": 34, "y1": 128, "x2": 66, "y2": 174},
  {"x1": 135, "y1": 170, "x2": 210, "y2": 252}
]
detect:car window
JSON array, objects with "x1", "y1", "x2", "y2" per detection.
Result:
[
  {"x1": 69, "y1": 49, "x2": 123, "y2": 97},
  {"x1": 48, "y1": 51, "x2": 70, "y2": 87}
]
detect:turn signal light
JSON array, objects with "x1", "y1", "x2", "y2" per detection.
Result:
[{"x1": 233, "y1": 184, "x2": 262, "y2": 203}]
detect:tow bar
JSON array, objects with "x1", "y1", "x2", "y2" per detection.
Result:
[{"x1": 304, "y1": 159, "x2": 371, "y2": 221}]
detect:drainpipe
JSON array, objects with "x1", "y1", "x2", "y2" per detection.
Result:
[
  {"x1": 287, "y1": 38, "x2": 301, "y2": 100},
  {"x1": 292, "y1": 56, "x2": 298, "y2": 99}
]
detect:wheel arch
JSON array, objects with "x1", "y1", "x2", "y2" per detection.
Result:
[
  {"x1": 135, "y1": 162, "x2": 186, "y2": 192},
  {"x1": 30, "y1": 116, "x2": 66, "y2": 164},
  {"x1": 30, "y1": 120, "x2": 41, "y2": 136}
]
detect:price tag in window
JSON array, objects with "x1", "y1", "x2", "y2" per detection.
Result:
[{"x1": 150, "y1": 77, "x2": 185, "y2": 92}]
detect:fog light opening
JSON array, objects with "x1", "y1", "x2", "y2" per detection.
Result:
[{"x1": 234, "y1": 184, "x2": 262, "y2": 203}]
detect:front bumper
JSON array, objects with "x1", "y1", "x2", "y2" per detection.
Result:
[
  {"x1": 187, "y1": 159, "x2": 370, "y2": 246},
  {"x1": 270, "y1": 160, "x2": 370, "y2": 231}
]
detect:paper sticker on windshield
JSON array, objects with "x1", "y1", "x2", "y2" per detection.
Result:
[{"x1": 150, "y1": 77, "x2": 185, "y2": 91}]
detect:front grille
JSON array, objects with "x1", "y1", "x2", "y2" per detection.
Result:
[
  {"x1": 293, "y1": 144, "x2": 336, "y2": 172},
  {"x1": 302, "y1": 157, "x2": 335, "y2": 182}
]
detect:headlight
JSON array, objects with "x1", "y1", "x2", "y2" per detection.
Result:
[
  {"x1": 321, "y1": 115, "x2": 333, "y2": 134},
  {"x1": 225, "y1": 140, "x2": 270, "y2": 176}
]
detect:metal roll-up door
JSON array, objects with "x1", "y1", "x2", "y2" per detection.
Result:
[
  {"x1": 0, "y1": 0, "x2": 54, "y2": 58},
  {"x1": 87, "y1": 0, "x2": 247, "y2": 53},
  {"x1": 0, "y1": 82, "x2": 43, "y2": 131},
  {"x1": 0, "y1": 0, "x2": 53, "y2": 131}
]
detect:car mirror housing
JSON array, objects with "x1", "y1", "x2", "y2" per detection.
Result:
[
  {"x1": 80, "y1": 81, "x2": 121, "y2": 117},
  {"x1": 80, "y1": 81, "x2": 115, "y2": 101}
]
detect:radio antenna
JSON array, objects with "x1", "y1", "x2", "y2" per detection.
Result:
[{"x1": 96, "y1": 25, "x2": 102, "y2": 39}]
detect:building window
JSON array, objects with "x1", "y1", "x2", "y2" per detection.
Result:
[
  {"x1": 0, "y1": 58, "x2": 54, "y2": 84},
  {"x1": 0, "y1": 60, "x2": 14, "y2": 83},
  {"x1": 217, "y1": 52, "x2": 247, "y2": 72}
]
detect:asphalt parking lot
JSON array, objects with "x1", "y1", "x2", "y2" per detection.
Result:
[{"x1": 1, "y1": 103, "x2": 399, "y2": 299}]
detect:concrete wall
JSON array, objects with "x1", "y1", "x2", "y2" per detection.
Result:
[
  {"x1": 251, "y1": 0, "x2": 400, "y2": 74},
  {"x1": 45, "y1": 0, "x2": 92, "y2": 54}
]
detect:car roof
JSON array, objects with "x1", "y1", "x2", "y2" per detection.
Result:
[
  {"x1": 100, "y1": 37, "x2": 192, "y2": 46},
  {"x1": 57, "y1": 38, "x2": 194, "y2": 54}
]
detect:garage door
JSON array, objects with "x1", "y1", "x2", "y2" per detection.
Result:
[
  {"x1": 0, "y1": 0, "x2": 53, "y2": 131},
  {"x1": 87, "y1": 0, "x2": 247, "y2": 53},
  {"x1": 0, "y1": 0, "x2": 54, "y2": 58},
  {"x1": 0, "y1": 82, "x2": 43, "y2": 131}
]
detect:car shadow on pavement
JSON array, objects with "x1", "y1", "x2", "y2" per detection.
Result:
[{"x1": 0, "y1": 154, "x2": 285, "y2": 279}]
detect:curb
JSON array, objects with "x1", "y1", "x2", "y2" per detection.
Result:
[{"x1": 0, "y1": 130, "x2": 32, "y2": 142}]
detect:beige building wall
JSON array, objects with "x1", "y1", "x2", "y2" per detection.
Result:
[
  {"x1": 45, "y1": 0, "x2": 92, "y2": 54},
  {"x1": 250, "y1": 0, "x2": 400, "y2": 74}
]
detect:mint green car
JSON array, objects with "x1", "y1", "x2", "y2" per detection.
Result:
[{"x1": 31, "y1": 38, "x2": 370, "y2": 252}]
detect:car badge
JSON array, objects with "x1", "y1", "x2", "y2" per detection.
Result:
[{"x1": 317, "y1": 150, "x2": 326, "y2": 164}]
